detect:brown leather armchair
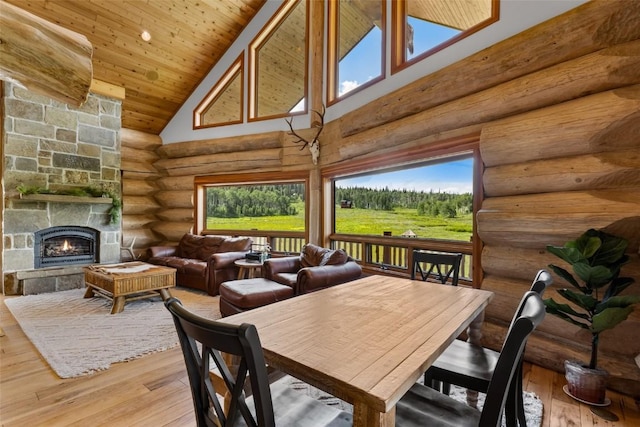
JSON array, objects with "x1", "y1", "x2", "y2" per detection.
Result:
[{"x1": 263, "y1": 243, "x2": 362, "y2": 295}]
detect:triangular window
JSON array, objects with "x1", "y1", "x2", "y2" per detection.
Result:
[
  {"x1": 194, "y1": 54, "x2": 244, "y2": 129},
  {"x1": 248, "y1": 0, "x2": 308, "y2": 121}
]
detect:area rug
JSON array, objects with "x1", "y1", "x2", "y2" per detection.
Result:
[
  {"x1": 4, "y1": 288, "x2": 219, "y2": 378},
  {"x1": 283, "y1": 376, "x2": 543, "y2": 427}
]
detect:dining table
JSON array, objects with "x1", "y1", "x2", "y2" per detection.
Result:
[{"x1": 221, "y1": 274, "x2": 494, "y2": 427}]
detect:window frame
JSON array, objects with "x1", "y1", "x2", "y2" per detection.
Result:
[
  {"x1": 194, "y1": 171, "x2": 310, "y2": 240},
  {"x1": 391, "y1": 0, "x2": 500, "y2": 75},
  {"x1": 326, "y1": 0, "x2": 386, "y2": 105},
  {"x1": 248, "y1": 0, "x2": 309, "y2": 122},
  {"x1": 193, "y1": 54, "x2": 244, "y2": 129},
  {"x1": 321, "y1": 134, "x2": 483, "y2": 284}
]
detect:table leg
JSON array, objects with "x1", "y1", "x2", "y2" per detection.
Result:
[
  {"x1": 111, "y1": 296, "x2": 126, "y2": 314},
  {"x1": 83, "y1": 285, "x2": 95, "y2": 298},
  {"x1": 465, "y1": 310, "x2": 485, "y2": 408},
  {"x1": 353, "y1": 402, "x2": 395, "y2": 427}
]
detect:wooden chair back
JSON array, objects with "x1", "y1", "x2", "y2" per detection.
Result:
[
  {"x1": 165, "y1": 297, "x2": 275, "y2": 427},
  {"x1": 479, "y1": 292, "x2": 546, "y2": 425},
  {"x1": 411, "y1": 250, "x2": 463, "y2": 285}
]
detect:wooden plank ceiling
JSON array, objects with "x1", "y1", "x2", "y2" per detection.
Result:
[
  {"x1": 5, "y1": 0, "x2": 490, "y2": 136},
  {"x1": 5, "y1": 0, "x2": 266, "y2": 135}
]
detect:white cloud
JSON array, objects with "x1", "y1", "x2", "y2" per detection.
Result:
[{"x1": 339, "y1": 80, "x2": 360, "y2": 96}]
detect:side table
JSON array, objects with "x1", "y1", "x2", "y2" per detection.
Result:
[{"x1": 234, "y1": 259, "x2": 263, "y2": 279}]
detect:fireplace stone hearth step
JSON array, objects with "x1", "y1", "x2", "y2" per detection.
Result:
[{"x1": 4, "y1": 267, "x2": 86, "y2": 295}]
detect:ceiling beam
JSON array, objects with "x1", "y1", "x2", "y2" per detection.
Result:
[{"x1": 0, "y1": 1, "x2": 93, "y2": 107}]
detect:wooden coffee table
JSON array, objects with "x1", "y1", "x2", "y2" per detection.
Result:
[{"x1": 83, "y1": 261, "x2": 176, "y2": 314}]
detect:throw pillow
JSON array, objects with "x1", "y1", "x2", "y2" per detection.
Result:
[
  {"x1": 300, "y1": 243, "x2": 330, "y2": 267},
  {"x1": 320, "y1": 249, "x2": 348, "y2": 266}
]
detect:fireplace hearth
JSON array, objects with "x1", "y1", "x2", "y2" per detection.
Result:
[{"x1": 34, "y1": 226, "x2": 100, "y2": 268}]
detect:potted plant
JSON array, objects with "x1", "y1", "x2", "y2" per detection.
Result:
[{"x1": 544, "y1": 228, "x2": 639, "y2": 405}]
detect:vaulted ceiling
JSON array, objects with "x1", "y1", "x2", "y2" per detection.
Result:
[
  {"x1": 5, "y1": 0, "x2": 491, "y2": 136},
  {"x1": 4, "y1": 0, "x2": 266, "y2": 135}
]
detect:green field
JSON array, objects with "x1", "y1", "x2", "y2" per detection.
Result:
[{"x1": 207, "y1": 203, "x2": 472, "y2": 241}]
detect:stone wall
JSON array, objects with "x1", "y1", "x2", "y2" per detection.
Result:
[{"x1": 2, "y1": 82, "x2": 122, "y2": 293}]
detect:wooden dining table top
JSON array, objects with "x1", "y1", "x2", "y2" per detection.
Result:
[{"x1": 221, "y1": 274, "x2": 494, "y2": 427}]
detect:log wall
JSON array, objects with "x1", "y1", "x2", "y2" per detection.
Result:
[
  {"x1": 120, "y1": 128, "x2": 164, "y2": 258},
  {"x1": 132, "y1": 0, "x2": 639, "y2": 396}
]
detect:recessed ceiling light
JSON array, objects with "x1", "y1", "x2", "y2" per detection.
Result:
[{"x1": 140, "y1": 31, "x2": 151, "y2": 42}]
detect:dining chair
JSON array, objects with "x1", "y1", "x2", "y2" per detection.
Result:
[
  {"x1": 423, "y1": 269, "x2": 553, "y2": 427},
  {"x1": 411, "y1": 250, "x2": 463, "y2": 285},
  {"x1": 396, "y1": 291, "x2": 546, "y2": 427},
  {"x1": 165, "y1": 297, "x2": 352, "y2": 427}
]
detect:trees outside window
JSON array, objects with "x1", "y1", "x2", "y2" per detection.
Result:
[{"x1": 334, "y1": 156, "x2": 474, "y2": 242}]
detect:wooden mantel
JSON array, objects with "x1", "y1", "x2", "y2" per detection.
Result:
[{"x1": 0, "y1": 1, "x2": 93, "y2": 106}]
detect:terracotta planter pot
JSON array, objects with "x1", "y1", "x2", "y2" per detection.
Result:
[{"x1": 564, "y1": 360, "x2": 608, "y2": 404}]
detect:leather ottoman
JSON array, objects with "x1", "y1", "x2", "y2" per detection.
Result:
[{"x1": 219, "y1": 278, "x2": 294, "y2": 317}]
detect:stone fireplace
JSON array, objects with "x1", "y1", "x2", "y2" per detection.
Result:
[{"x1": 2, "y1": 82, "x2": 122, "y2": 294}]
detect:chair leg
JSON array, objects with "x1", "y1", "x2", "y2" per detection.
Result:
[
  {"x1": 424, "y1": 371, "x2": 441, "y2": 392},
  {"x1": 504, "y1": 363, "x2": 524, "y2": 427},
  {"x1": 516, "y1": 372, "x2": 527, "y2": 427},
  {"x1": 441, "y1": 382, "x2": 451, "y2": 395}
]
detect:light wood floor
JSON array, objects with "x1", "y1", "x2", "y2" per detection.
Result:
[{"x1": 1, "y1": 291, "x2": 639, "y2": 427}]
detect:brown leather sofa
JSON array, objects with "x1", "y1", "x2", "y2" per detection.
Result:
[
  {"x1": 147, "y1": 234, "x2": 252, "y2": 296},
  {"x1": 263, "y1": 243, "x2": 362, "y2": 295}
]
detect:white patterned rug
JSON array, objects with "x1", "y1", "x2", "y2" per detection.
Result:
[{"x1": 4, "y1": 287, "x2": 219, "y2": 378}]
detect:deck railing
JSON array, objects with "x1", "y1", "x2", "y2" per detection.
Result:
[
  {"x1": 205, "y1": 230, "x2": 306, "y2": 255},
  {"x1": 331, "y1": 233, "x2": 473, "y2": 284},
  {"x1": 207, "y1": 229, "x2": 473, "y2": 283}
]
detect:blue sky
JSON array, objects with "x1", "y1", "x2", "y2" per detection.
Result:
[
  {"x1": 336, "y1": 158, "x2": 473, "y2": 194},
  {"x1": 339, "y1": 19, "x2": 460, "y2": 94},
  {"x1": 337, "y1": 19, "x2": 468, "y2": 194}
]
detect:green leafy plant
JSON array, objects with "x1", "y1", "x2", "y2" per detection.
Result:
[
  {"x1": 16, "y1": 184, "x2": 121, "y2": 225},
  {"x1": 544, "y1": 229, "x2": 639, "y2": 369}
]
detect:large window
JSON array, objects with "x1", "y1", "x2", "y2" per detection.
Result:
[
  {"x1": 333, "y1": 155, "x2": 474, "y2": 242},
  {"x1": 204, "y1": 183, "x2": 305, "y2": 231},
  {"x1": 195, "y1": 172, "x2": 309, "y2": 247}
]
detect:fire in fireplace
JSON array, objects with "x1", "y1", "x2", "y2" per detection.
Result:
[{"x1": 34, "y1": 226, "x2": 100, "y2": 268}]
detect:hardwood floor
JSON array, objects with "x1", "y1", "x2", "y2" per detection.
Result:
[{"x1": 1, "y1": 291, "x2": 639, "y2": 427}]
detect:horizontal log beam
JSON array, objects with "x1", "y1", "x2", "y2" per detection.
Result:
[
  {"x1": 153, "y1": 222, "x2": 194, "y2": 242},
  {"x1": 0, "y1": 1, "x2": 92, "y2": 106},
  {"x1": 483, "y1": 148, "x2": 640, "y2": 197},
  {"x1": 122, "y1": 214, "x2": 157, "y2": 230},
  {"x1": 158, "y1": 157, "x2": 283, "y2": 177},
  {"x1": 155, "y1": 208, "x2": 194, "y2": 223},
  {"x1": 122, "y1": 195, "x2": 160, "y2": 215},
  {"x1": 157, "y1": 131, "x2": 282, "y2": 159},
  {"x1": 89, "y1": 79, "x2": 125, "y2": 100},
  {"x1": 121, "y1": 128, "x2": 163, "y2": 149},
  {"x1": 155, "y1": 176, "x2": 194, "y2": 191},
  {"x1": 481, "y1": 85, "x2": 640, "y2": 167},
  {"x1": 154, "y1": 191, "x2": 193, "y2": 209},
  {"x1": 122, "y1": 179, "x2": 158, "y2": 197}
]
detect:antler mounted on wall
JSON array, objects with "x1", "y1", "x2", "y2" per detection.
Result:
[{"x1": 285, "y1": 105, "x2": 325, "y2": 165}]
